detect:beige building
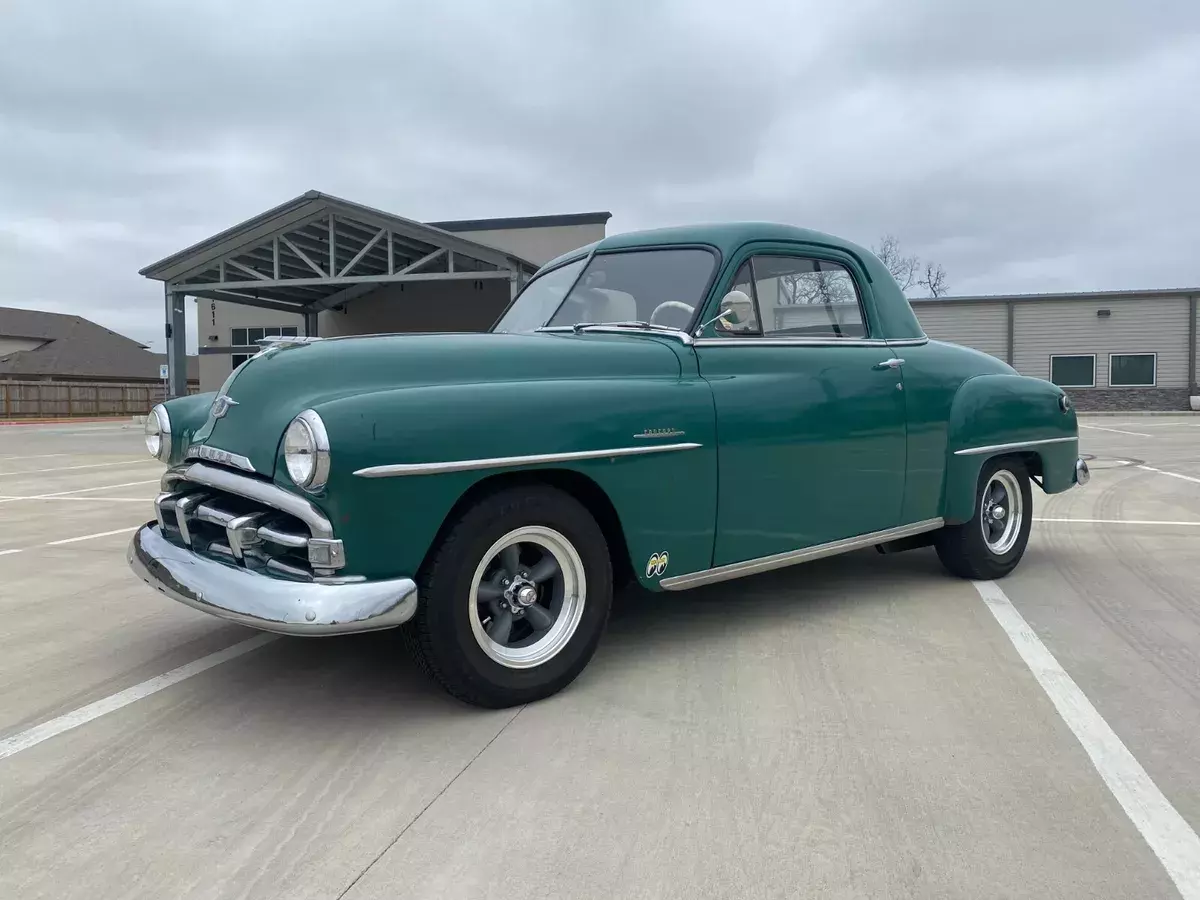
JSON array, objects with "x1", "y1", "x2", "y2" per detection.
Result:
[{"x1": 912, "y1": 289, "x2": 1199, "y2": 410}]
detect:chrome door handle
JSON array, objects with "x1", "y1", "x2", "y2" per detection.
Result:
[{"x1": 874, "y1": 358, "x2": 905, "y2": 370}]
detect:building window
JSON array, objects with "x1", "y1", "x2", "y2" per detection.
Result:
[
  {"x1": 1050, "y1": 354, "x2": 1096, "y2": 388},
  {"x1": 1109, "y1": 353, "x2": 1156, "y2": 387},
  {"x1": 230, "y1": 325, "x2": 298, "y2": 361}
]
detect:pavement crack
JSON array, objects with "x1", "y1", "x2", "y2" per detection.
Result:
[{"x1": 333, "y1": 704, "x2": 526, "y2": 900}]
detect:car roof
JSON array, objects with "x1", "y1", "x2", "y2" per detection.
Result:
[{"x1": 537, "y1": 222, "x2": 870, "y2": 272}]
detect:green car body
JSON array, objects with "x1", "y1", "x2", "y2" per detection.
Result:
[{"x1": 129, "y1": 222, "x2": 1085, "y2": 705}]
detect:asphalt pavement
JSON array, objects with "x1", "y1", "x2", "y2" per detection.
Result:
[{"x1": 1, "y1": 417, "x2": 1198, "y2": 899}]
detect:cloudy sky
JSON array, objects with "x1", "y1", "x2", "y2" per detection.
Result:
[{"x1": 2, "y1": 0, "x2": 1198, "y2": 352}]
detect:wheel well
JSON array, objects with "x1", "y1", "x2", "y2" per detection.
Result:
[
  {"x1": 418, "y1": 469, "x2": 634, "y2": 586},
  {"x1": 1012, "y1": 451, "x2": 1044, "y2": 479}
]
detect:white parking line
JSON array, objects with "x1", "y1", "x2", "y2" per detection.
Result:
[
  {"x1": 1034, "y1": 517, "x2": 1200, "y2": 527},
  {"x1": 0, "y1": 495, "x2": 149, "y2": 503},
  {"x1": 45, "y1": 527, "x2": 143, "y2": 546},
  {"x1": 974, "y1": 580, "x2": 1200, "y2": 899},
  {"x1": 1138, "y1": 464, "x2": 1200, "y2": 487},
  {"x1": 0, "y1": 525, "x2": 141, "y2": 556},
  {"x1": 0, "y1": 634, "x2": 279, "y2": 761},
  {"x1": 0, "y1": 453, "x2": 70, "y2": 461},
  {"x1": 1080, "y1": 424, "x2": 1152, "y2": 437},
  {"x1": 0, "y1": 480, "x2": 159, "y2": 504},
  {"x1": 0, "y1": 459, "x2": 152, "y2": 477}
]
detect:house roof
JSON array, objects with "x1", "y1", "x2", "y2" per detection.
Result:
[
  {"x1": 0, "y1": 306, "x2": 198, "y2": 382},
  {"x1": 429, "y1": 211, "x2": 612, "y2": 233}
]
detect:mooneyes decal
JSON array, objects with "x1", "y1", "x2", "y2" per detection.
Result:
[{"x1": 645, "y1": 552, "x2": 669, "y2": 578}]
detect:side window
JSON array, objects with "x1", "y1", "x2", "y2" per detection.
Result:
[
  {"x1": 713, "y1": 262, "x2": 761, "y2": 335},
  {"x1": 1050, "y1": 354, "x2": 1095, "y2": 388},
  {"x1": 752, "y1": 256, "x2": 866, "y2": 338}
]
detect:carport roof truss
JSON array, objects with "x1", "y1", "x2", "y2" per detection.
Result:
[{"x1": 140, "y1": 191, "x2": 539, "y2": 312}]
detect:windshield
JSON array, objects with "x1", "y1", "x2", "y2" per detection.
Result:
[{"x1": 492, "y1": 248, "x2": 717, "y2": 334}]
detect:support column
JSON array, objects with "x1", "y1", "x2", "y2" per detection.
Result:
[
  {"x1": 1188, "y1": 295, "x2": 1197, "y2": 394},
  {"x1": 305, "y1": 310, "x2": 319, "y2": 337},
  {"x1": 1005, "y1": 300, "x2": 1015, "y2": 367},
  {"x1": 165, "y1": 288, "x2": 188, "y2": 399}
]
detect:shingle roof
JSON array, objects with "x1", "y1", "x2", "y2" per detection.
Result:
[{"x1": 0, "y1": 306, "x2": 198, "y2": 382}]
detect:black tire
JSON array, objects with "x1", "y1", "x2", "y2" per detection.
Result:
[
  {"x1": 935, "y1": 457, "x2": 1033, "y2": 580},
  {"x1": 403, "y1": 485, "x2": 613, "y2": 708}
]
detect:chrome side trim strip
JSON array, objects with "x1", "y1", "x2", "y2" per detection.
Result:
[
  {"x1": 695, "y1": 337, "x2": 888, "y2": 347},
  {"x1": 953, "y1": 436, "x2": 1078, "y2": 456},
  {"x1": 354, "y1": 442, "x2": 703, "y2": 478},
  {"x1": 178, "y1": 462, "x2": 334, "y2": 538},
  {"x1": 186, "y1": 444, "x2": 257, "y2": 474},
  {"x1": 692, "y1": 336, "x2": 930, "y2": 348},
  {"x1": 659, "y1": 518, "x2": 945, "y2": 591}
]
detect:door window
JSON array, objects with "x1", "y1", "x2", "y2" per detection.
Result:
[
  {"x1": 752, "y1": 256, "x2": 866, "y2": 338},
  {"x1": 713, "y1": 255, "x2": 866, "y2": 339}
]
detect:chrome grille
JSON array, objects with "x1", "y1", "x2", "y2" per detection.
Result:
[{"x1": 156, "y1": 462, "x2": 344, "y2": 580}]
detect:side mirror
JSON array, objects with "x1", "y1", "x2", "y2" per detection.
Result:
[{"x1": 706, "y1": 290, "x2": 755, "y2": 333}]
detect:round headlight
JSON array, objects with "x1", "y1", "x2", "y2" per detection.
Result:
[
  {"x1": 283, "y1": 409, "x2": 330, "y2": 492},
  {"x1": 145, "y1": 404, "x2": 171, "y2": 462}
]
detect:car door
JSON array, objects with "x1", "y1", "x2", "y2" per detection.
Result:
[{"x1": 694, "y1": 250, "x2": 908, "y2": 567}]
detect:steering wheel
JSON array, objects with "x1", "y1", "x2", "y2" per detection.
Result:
[{"x1": 649, "y1": 301, "x2": 695, "y2": 326}]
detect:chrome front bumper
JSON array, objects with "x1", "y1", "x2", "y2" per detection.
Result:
[{"x1": 128, "y1": 523, "x2": 418, "y2": 636}]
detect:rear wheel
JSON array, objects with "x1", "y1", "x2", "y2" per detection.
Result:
[
  {"x1": 935, "y1": 457, "x2": 1032, "y2": 580},
  {"x1": 404, "y1": 485, "x2": 612, "y2": 708}
]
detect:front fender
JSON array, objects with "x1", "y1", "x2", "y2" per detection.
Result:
[
  {"x1": 161, "y1": 391, "x2": 216, "y2": 466},
  {"x1": 943, "y1": 374, "x2": 1079, "y2": 523},
  {"x1": 305, "y1": 377, "x2": 718, "y2": 583}
]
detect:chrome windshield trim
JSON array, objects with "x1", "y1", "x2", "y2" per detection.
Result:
[
  {"x1": 175, "y1": 462, "x2": 334, "y2": 538},
  {"x1": 186, "y1": 444, "x2": 257, "y2": 473},
  {"x1": 354, "y1": 442, "x2": 703, "y2": 478},
  {"x1": 953, "y1": 436, "x2": 1078, "y2": 456},
  {"x1": 887, "y1": 337, "x2": 930, "y2": 346},
  {"x1": 659, "y1": 518, "x2": 945, "y2": 591}
]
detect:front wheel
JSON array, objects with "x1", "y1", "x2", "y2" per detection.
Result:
[
  {"x1": 404, "y1": 485, "x2": 613, "y2": 708},
  {"x1": 935, "y1": 458, "x2": 1032, "y2": 580}
]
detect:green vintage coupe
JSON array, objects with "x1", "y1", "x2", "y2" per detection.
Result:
[{"x1": 129, "y1": 223, "x2": 1087, "y2": 707}]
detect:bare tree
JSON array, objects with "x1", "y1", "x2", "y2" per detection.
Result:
[
  {"x1": 872, "y1": 234, "x2": 919, "y2": 294},
  {"x1": 872, "y1": 234, "x2": 949, "y2": 298},
  {"x1": 779, "y1": 270, "x2": 856, "y2": 306},
  {"x1": 918, "y1": 262, "x2": 948, "y2": 298}
]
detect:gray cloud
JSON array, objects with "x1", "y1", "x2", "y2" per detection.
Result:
[{"x1": 1, "y1": 0, "x2": 1198, "y2": 350}]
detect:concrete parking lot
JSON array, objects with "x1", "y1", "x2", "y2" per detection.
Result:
[{"x1": 1, "y1": 417, "x2": 1198, "y2": 899}]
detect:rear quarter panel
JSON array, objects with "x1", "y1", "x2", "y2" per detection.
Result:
[{"x1": 897, "y1": 340, "x2": 1077, "y2": 524}]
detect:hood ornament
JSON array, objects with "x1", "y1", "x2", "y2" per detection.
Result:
[{"x1": 210, "y1": 395, "x2": 239, "y2": 419}]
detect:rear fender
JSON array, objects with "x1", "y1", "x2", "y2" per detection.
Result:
[{"x1": 942, "y1": 374, "x2": 1079, "y2": 523}]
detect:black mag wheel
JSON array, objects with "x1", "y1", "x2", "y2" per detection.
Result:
[{"x1": 404, "y1": 485, "x2": 613, "y2": 708}]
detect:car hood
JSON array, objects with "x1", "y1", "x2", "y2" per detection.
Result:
[{"x1": 188, "y1": 331, "x2": 683, "y2": 477}]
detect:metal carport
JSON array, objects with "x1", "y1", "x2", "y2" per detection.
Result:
[{"x1": 140, "y1": 191, "x2": 538, "y2": 397}]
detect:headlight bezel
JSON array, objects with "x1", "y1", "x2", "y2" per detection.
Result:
[
  {"x1": 284, "y1": 409, "x2": 331, "y2": 493},
  {"x1": 145, "y1": 404, "x2": 171, "y2": 462}
]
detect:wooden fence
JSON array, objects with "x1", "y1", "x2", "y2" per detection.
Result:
[{"x1": 0, "y1": 380, "x2": 200, "y2": 419}]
